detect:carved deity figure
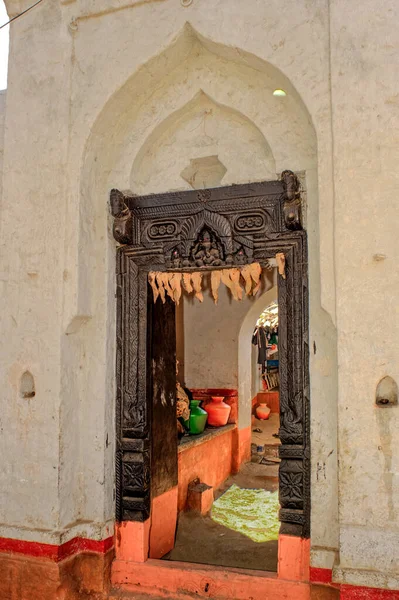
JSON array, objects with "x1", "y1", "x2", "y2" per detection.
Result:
[
  {"x1": 191, "y1": 229, "x2": 222, "y2": 267},
  {"x1": 171, "y1": 249, "x2": 182, "y2": 269}
]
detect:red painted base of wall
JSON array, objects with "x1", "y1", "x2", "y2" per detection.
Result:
[
  {"x1": 0, "y1": 535, "x2": 113, "y2": 562},
  {"x1": 340, "y1": 585, "x2": 399, "y2": 599},
  {"x1": 310, "y1": 568, "x2": 399, "y2": 599},
  {"x1": 0, "y1": 536, "x2": 114, "y2": 600}
]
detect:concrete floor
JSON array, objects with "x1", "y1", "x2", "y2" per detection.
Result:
[
  {"x1": 164, "y1": 458, "x2": 279, "y2": 572},
  {"x1": 251, "y1": 412, "x2": 280, "y2": 448}
]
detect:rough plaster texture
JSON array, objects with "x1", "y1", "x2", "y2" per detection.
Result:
[
  {"x1": 329, "y1": 0, "x2": 399, "y2": 586},
  {"x1": 1, "y1": 0, "x2": 397, "y2": 590}
]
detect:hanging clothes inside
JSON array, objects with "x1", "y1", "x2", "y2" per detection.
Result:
[{"x1": 252, "y1": 325, "x2": 268, "y2": 374}]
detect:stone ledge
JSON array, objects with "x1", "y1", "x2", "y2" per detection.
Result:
[{"x1": 178, "y1": 424, "x2": 236, "y2": 453}]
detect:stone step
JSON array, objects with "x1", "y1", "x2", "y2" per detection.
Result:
[{"x1": 110, "y1": 559, "x2": 310, "y2": 600}]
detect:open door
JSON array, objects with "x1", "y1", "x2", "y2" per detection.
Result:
[{"x1": 147, "y1": 290, "x2": 178, "y2": 558}]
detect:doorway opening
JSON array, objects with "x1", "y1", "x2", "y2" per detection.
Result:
[
  {"x1": 150, "y1": 268, "x2": 281, "y2": 571},
  {"x1": 112, "y1": 175, "x2": 310, "y2": 583}
]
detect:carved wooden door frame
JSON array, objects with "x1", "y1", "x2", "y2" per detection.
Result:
[{"x1": 111, "y1": 171, "x2": 310, "y2": 538}]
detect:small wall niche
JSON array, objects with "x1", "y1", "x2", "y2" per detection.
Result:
[
  {"x1": 376, "y1": 376, "x2": 398, "y2": 407},
  {"x1": 20, "y1": 371, "x2": 35, "y2": 399}
]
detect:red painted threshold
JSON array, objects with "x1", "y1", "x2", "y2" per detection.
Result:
[{"x1": 112, "y1": 558, "x2": 310, "y2": 600}]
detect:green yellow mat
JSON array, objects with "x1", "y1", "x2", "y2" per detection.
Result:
[{"x1": 211, "y1": 484, "x2": 279, "y2": 543}]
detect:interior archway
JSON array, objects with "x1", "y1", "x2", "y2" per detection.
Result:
[{"x1": 238, "y1": 285, "x2": 278, "y2": 430}]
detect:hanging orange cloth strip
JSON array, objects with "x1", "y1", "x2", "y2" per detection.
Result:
[{"x1": 148, "y1": 262, "x2": 263, "y2": 304}]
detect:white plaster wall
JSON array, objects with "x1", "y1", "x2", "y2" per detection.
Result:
[
  {"x1": 0, "y1": 1, "x2": 72, "y2": 542},
  {"x1": 0, "y1": 90, "x2": 6, "y2": 205},
  {"x1": 0, "y1": 0, "x2": 345, "y2": 579},
  {"x1": 183, "y1": 271, "x2": 276, "y2": 391},
  {"x1": 330, "y1": 0, "x2": 399, "y2": 588}
]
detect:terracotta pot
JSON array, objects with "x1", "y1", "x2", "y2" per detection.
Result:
[
  {"x1": 256, "y1": 403, "x2": 271, "y2": 420},
  {"x1": 205, "y1": 396, "x2": 231, "y2": 427},
  {"x1": 189, "y1": 400, "x2": 208, "y2": 435}
]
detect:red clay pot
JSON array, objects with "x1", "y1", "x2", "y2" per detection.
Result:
[
  {"x1": 205, "y1": 396, "x2": 231, "y2": 427},
  {"x1": 255, "y1": 403, "x2": 271, "y2": 420}
]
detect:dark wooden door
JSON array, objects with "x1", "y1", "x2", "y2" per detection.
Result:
[
  {"x1": 147, "y1": 289, "x2": 178, "y2": 557},
  {"x1": 148, "y1": 291, "x2": 178, "y2": 497}
]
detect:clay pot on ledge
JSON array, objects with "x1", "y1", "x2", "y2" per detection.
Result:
[
  {"x1": 189, "y1": 400, "x2": 208, "y2": 435},
  {"x1": 256, "y1": 403, "x2": 271, "y2": 420},
  {"x1": 205, "y1": 396, "x2": 231, "y2": 427}
]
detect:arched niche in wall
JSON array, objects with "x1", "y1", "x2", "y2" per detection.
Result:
[
  {"x1": 75, "y1": 23, "x2": 318, "y2": 523},
  {"x1": 131, "y1": 90, "x2": 276, "y2": 193},
  {"x1": 79, "y1": 22, "x2": 316, "y2": 320}
]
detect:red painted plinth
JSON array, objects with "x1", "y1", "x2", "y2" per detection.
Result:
[
  {"x1": 112, "y1": 558, "x2": 310, "y2": 600},
  {"x1": 149, "y1": 486, "x2": 178, "y2": 559},
  {"x1": 310, "y1": 567, "x2": 399, "y2": 598},
  {"x1": 278, "y1": 535, "x2": 310, "y2": 581},
  {"x1": 115, "y1": 520, "x2": 150, "y2": 563},
  {"x1": 0, "y1": 541, "x2": 114, "y2": 600},
  {"x1": 340, "y1": 584, "x2": 399, "y2": 599},
  {"x1": 310, "y1": 566, "x2": 334, "y2": 585},
  {"x1": 0, "y1": 534, "x2": 113, "y2": 561}
]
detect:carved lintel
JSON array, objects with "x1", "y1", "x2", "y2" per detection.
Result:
[
  {"x1": 110, "y1": 188, "x2": 133, "y2": 245},
  {"x1": 281, "y1": 170, "x2": 302, "y2": 230}
]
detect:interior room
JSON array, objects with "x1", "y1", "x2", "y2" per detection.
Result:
[{"x1": 148, "y1": 257, "x2": 281, "y2": 572}]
